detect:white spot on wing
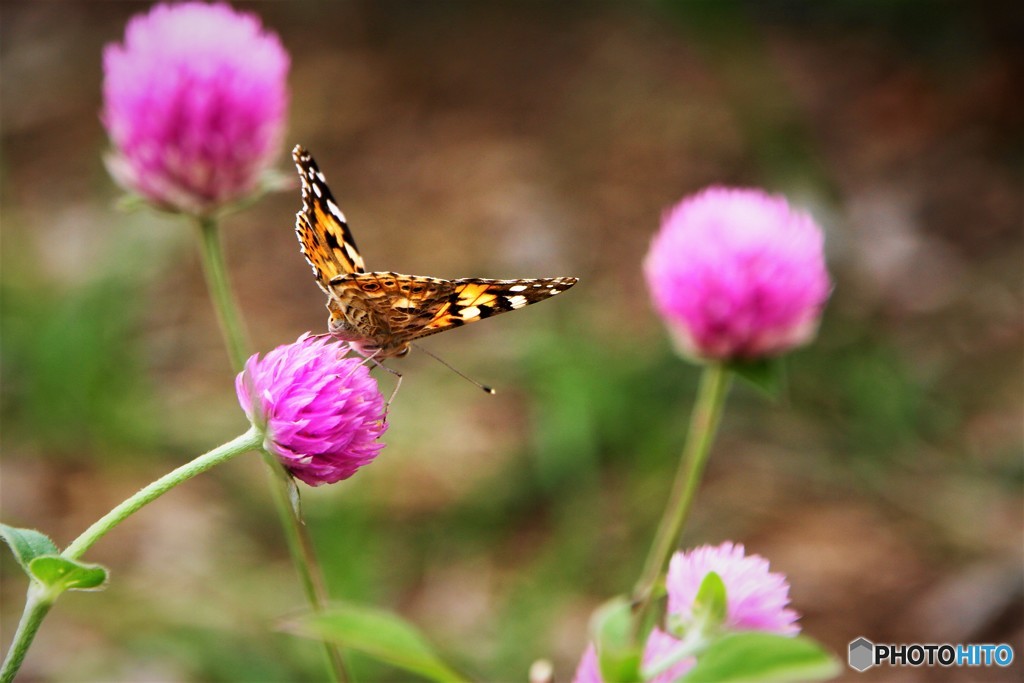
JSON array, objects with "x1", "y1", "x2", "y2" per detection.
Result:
[
  {"x1": 509, "y1": 285, "x2": 527, "y2": 292},
  {"x1": 460, "y1": 306, "x2": 481, "y2": 319},
  {"x1": 506, "y1": 295, "x2": 528, "y2": 308},
  {"x1": 312, "y1": 183, "x2": 322, "y2": 198},
  {"x1": 326, "y1": 198, "x2": 346, "y2": 222}
]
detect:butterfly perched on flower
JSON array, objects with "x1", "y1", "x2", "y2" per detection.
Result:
[{"x1": 292, "y1": 145, "x2": 578, "y2": 360}]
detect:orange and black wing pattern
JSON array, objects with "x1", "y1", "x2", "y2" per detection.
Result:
[
  {"x1": 414, "y1": 277, "x2": 578, "y2": 340},
  {"x1": 293, "y1": 145, "x2": 365, "y2": 291}
]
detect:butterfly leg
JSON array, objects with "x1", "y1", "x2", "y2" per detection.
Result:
[
  {"x1": 368, "y1": 357, "x2": 403, "y2": 415},
  {"x1": 349, "y1": 348, "x2": 402, "y2": 417}
]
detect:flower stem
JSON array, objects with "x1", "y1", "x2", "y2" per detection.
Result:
[
  {"x1": 260, "y1": 451, "x2": 349, "y2": 683},
  {"x1": 1, "y1": 429, "x2": 260, "y2": 683},
  {"x1": 192, "y1": 214, "x2": 348, "y2": 682},
  {"x1": 0, "y1": 585, "x2": 53, "y2": 683},
  {"x1": 632, "y1": 363, "x2": 732, "y2": 629},
  {"x1": 195, "y1": 215, "x2": 250, "y2": 372},
  {"x1": 63, "y1": 427, "x2": 262, "y2": 560}
]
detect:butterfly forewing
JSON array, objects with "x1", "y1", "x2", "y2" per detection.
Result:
[{"x1": 293, "y1": 145, "x2": 365, "y2": 289}]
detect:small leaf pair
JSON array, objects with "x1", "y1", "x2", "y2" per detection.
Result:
[{"x1": 1, "y1": 524, "x2": 107, "y2": 597}]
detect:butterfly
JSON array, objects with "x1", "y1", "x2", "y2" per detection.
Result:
[{"x1": 292, "y1": 145, "x2": 578, "y2": 361}]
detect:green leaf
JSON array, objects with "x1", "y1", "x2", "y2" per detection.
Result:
[
  {"x1": 284, "y1": 603, "x2": 468, "y2": 683},
  {"x1": 679, "y1": 632, "x2": 841, "y2": 683},
  {"x1": 0, "y1": 524, "x2": 59, "y2": 573},
  {"x1": 591, "y1": 596, "x2": 643, "y2": 683},
  {"x1": 28, "y1": 556, "x2": 108, "y2": 593},
  {"x1": 691, "y1": 571, "x2": 727, "y2": 632},
  {"x1": 728, "y1": 358, "x2": 786, "y2": 398}
]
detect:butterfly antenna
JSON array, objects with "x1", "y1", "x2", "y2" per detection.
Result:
[{"x1": 410, "y1": 343, "x2": 496, "y2": 395}]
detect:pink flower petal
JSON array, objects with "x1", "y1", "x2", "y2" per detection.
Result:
[
  {"x1": 644, "y1": 187, "x2": 830, "y2": 360},
  {"x1": 102, "y1": 2, "x2": 289, "y2": 215},
  {"x1": 237, "y1": 335, "x2": 387, "y2": 486}
]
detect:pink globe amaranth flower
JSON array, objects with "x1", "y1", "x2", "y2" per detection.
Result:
[
  {"x1": 643, "y1": 187, "x2": 830, "y2": 361},
  {"x1": 102, "y1": 2, "x2": 289, "y2": 215},
  {"x1": 236, "y1": 334, "x2": 387, "y2": 486},
  {"x1": 572, "y1": 542, "x2": 799, "y2": 683},
  {"x1": 665, "y1": 542, "x2": 799, "y2": 635},
  {"x1": 573, "y1": 630, "x2": 693, "y2": 683}
]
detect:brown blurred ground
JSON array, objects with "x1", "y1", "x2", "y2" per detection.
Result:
[{"x1": 1, "y1": 2, "x2": 1021, "y2": 681}]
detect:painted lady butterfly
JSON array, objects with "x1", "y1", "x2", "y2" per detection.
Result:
[{"x1": 293, "y1": 145, "x2": 578, "y2": 360}]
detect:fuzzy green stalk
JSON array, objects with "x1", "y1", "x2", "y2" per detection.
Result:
[
  {"x1": 632, "y1": 363, "x2": 732, "y2": 632},
  {"x1": 195, "y1": 216, "x2": 251, "y2": 370},
  {"x1": 1, "y1": 584, "x2": 53, "y2": 683},
  {"x1": 193, "y1": 216, "x2": 347, "y2": 683},
  {"x1": 1, "y1": 428, "x2": 261, "y2": 683},
  {"x1": 64, "y1": 427, "x2": 260, "y2": 559},
  {"x1": 259, "y1": 449, "x2": 350, "y2": 681}
]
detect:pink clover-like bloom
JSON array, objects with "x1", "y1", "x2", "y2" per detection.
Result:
[
  {"x1": 236, "y1": 334, "x2": 387, "y2": 486},
  {"x1": 573, "y1": 542, "x2": 799, "y2": 683},
  {"x1": 644, "y1": 187, "x2": 830, "y2": 360},
  {"x1": 102, "y1": 2, "x2": 289, "y2": 215}
]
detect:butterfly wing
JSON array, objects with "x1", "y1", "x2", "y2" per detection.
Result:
[
  {"x1": 413, "y1": 276, "x2": 579, "y2": 340},
  {"x1": 293, "y1": 145, "x2": 366, "y2": 292},
  {"x1": 329, "y1": 274, "x2": 578, "y2": 352},
  {"x1": 292, "y1": 146, "x2": 579, "y2": 358},
  {"x1": 326, "y1": 273, "x2": 454, "y2": 355}
]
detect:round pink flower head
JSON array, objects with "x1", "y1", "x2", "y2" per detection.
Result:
[
  {"x1": 103, "y1": 2, "x2": 289, "y2": 215},
  {"x1": 665, "y1": 542, "x2": 799, "y2": 635},
  {"x1": 573, "y1": 542, "x2": 799, "y2": 683},
  {"x1": 644, "y1": 187, "x2": 830, "y2": 361},
  {"x1": 236, "y1": 334, "x2": 387, "y2": 486}
]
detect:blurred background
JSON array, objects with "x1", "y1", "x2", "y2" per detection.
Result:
[{"x1": 2, "y1": 1, "x2": 1021, "y2": 681}]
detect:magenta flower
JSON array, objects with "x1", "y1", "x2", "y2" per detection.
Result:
[
  {"x1": 665, "y1": 542, "x2": 799, "y2": 635},
  {"x1": 573, "y1": 542, "x2": 799, "y2": 683},
  {"x1": 643, "y1": 187, "x2": 830, "y2": 361},
  {"x1": 102, "y1": 2, "x2": 289, "y2": 215},
  {"x1": 573, "y1": 630, "x2": 691, "y2": 683},
  {"x1": 236, "y1": 334, "x2": 387, "y2": 486}
]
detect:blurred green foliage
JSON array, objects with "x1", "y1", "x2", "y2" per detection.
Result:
[{"x1": 1, "y1": 274, "x2": 158, "y2": 458}]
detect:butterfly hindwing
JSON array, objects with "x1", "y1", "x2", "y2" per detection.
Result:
[
  {"x1": 293, "y1": 145, "x2": 365, "y2": 291},
  {"x1": 415, "y1": 277, "x2": 578, "y2": 340}
]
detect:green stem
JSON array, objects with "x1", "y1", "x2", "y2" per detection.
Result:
[
  {"x1": 1, "y1": 429, "x2": 260, "y2": 683},
  {"x1": 260, "y1": 451, "x2": 349, "y2": 683},
  {"x1": 64, "y1": 427, "x2": 261, "y2": 560},
  {"x1": 193, "y1": 215, "x2": 347, "y2": 682},
  {"x1": 632, "y1": 363, "x2": 732, "y2": 630},
  {"x1": 1, "y1": 585, "x2": 53, "y2": 683},
  {"x1": 195, "y1": 216, "x2": 250, "y2": 372}
]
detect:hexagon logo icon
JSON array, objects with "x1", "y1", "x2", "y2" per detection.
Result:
[{"x1": 849, "y1": 637, "x2": 875, "y2": 672}]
